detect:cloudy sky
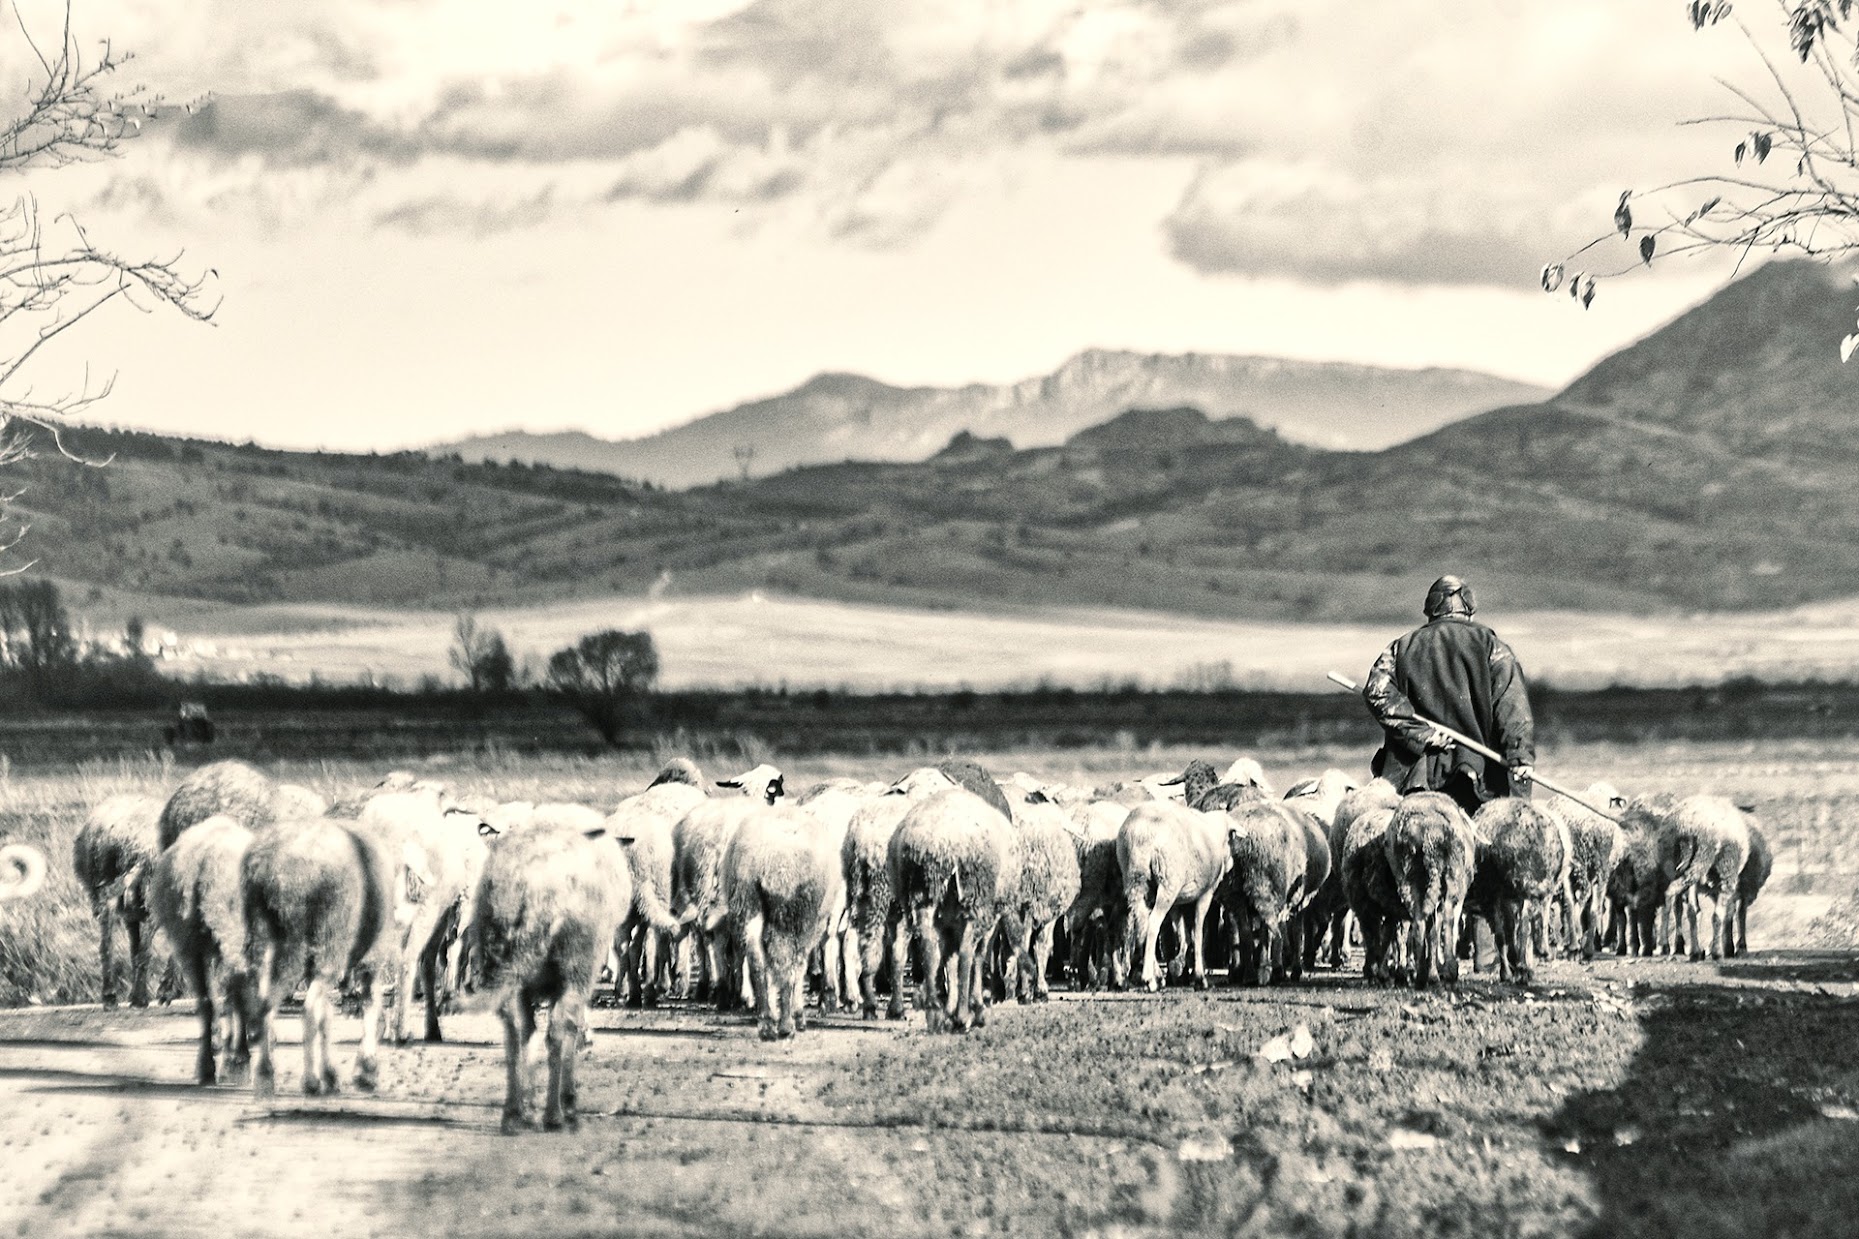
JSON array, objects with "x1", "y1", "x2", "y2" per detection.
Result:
[{"x1": 0, "y1": 0, "x2": 1804, "y2": 451}]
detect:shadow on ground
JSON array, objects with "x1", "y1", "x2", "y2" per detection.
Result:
[{"x1": 1552, "y1": 951, "x2": 1859, "y2": 1239}]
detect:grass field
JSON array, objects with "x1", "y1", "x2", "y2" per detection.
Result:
[
  {"x1": 0, "y1": 740, "x2": 1854, "y2": 1237},
  {"x1": 102, "y1": 588, "x2": 1859, "y2": 691}
]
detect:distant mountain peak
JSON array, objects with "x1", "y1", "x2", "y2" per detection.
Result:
[{"x1": 430, "y1": 349, "x2": 1553, "y2": 488}]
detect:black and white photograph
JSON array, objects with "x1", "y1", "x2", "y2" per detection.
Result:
[{"x1": 0, "y1": 0, "x2": 1855, "y2": 1234}]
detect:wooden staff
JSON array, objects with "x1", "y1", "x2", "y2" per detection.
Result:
[{"x1": 1326, "y1": 671, "x2": 1621, "y2": 823}]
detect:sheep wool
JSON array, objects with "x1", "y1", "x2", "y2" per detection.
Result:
[
  {"x1": 723, "y1": 802, "x2": 843, "y2": 1040},
  {"x1": 72, "y1": 794, "x2": 166, "y2": 1008},
  {"x1": 1383, "y1": 791, "x2": 1475, "y2": 988},
  {"x1": 149, "y1": 815, "x2": 256, "y2": 1086}
]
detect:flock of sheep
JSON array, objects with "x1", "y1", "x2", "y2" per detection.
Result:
[{"x1": 53, "y1": 754, "x2": 1771, "y2": 1135}]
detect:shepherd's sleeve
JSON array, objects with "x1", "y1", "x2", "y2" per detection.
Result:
[
  {"x1": 1489, "y1": 638, "x2": 1536, "y2": 766},
  {"x1": 1363, "y1": 642, "x2": 1432, "y2": 751}
]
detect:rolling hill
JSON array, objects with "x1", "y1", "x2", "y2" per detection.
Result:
[
  {"x1": 15, "y1": 259, "x2": 1859, "y2": 626},
  {"x1": 430, "y1": 351, "x2": 1552, "y2": 489}
]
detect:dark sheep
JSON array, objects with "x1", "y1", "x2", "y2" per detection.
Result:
[
  {"x1": 72, "y1": 794, "x2": 166, "y2": 1007},
  {"x1": 149, "y1": 815, "x2": 257, "y2": 1085}
]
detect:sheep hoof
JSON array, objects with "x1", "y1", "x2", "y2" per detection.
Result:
[
  {"x1": 500, "y1": 1111, "x2": 535, "y2": 1136},
  {"x1": 301, "y1": 1075, "x2": 324, "y2": 1097},
  {"x1": 624, "y1": 990, "x2": 644, "y2": 1010},
  {"x1": 543, "y1": 1110, "x2": 579, "y2": 1132},
  {"x1": 885, "y1": 1005, "x2": 905, "y2": 1022},
  {"x1": 352, "y1": 1064, "x2": 378, "y2": 1093},
  {"x1": 758, "y1": 1020, "x2": 779, "y2": 1042},
  {"x1": 1195, "y1": 974, "x2": 1212, "y2": 992},
  {"x1": 642, "y1": 987, "x2": 661, "y2": 1010},
  {"x1": 777, "y1": 1020, "x2": 796, "y2": 1040},
  {"x1": 101, "y1": 996, "x2": 118, "y2": 1011},
  {"x1": 861, "y1": 1002, "x2": 879, "y2": 1021},
  {"x1": 972, "y1": 1005, "x2": 988, "y2": 1029},
  {"x1": 423, "y1": 1028, "x2": 444, "y2": 1045}
]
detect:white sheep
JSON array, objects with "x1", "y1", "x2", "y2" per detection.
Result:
[
  {"x1": 1063, "y1": 798, "x2": 1132, "y2": 989},
  {"x1": 609, "y1": 764, "x2": 709, "y2": 1007},
  {"x1": 1218, "y1": 800, "x2": 1315, "y2": 985},
  {"x1": 149, "y1": 815, "x2": 256, "y2": 1085},
  {"x1": 1661, "y1": 795, "x2": 1751, "y2": 961},
  {"x1": 1116, "y1": 798, "x2": 1231, "y2": 991},
  {"x1": 722, "y1": 802, "x2": 843, "y2": 1040},
  {"x1": 72, "y1": 794, "x2": 166, "y2": 1007},
  {"x1": 994, "y1": 794, "x2": 1083, "y2": 1002},
  {"x1": 473, "y1": 818, "x2": 633, "y2": 1133},
  {"x1": 842, "y1": 767, "x2": 957, "y2": 1019},
  {"x1": 242, "y1": 817, "x2": 394, "y2": 1098},
  {"x1": 887, "y1": 788, "x2": 1021, "y2": 1032},
  {"x1": 1465, "y1": 798, "x2": 1568, "y2": 984},
  {"x1": 1383, "y1": 792, "x2": 1476, "y2": 988}
]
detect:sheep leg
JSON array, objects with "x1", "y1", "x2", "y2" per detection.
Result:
[
  {"x1": 1285, "y1": 909, "x2": 1305, "y2": 983},
  {"x1": 96, "y1": 904, "x2": 118, "y2": 1009},
  {"x1": 1736, "y1": 895, "x2": 1749, "y2": 956},
  {"x1": 543, "y1": 988, "x2": 585, "y2": 1131},
  {"x1": 125, "y1": 910, "x2": 152, "y2": 1008},
  {"x1": 1410, "y1": 910, "x2": 1435, "y2": 990},
  {"x1": 301, "y1": 978, "x2": 333, "y2": 1096},
  {"x1": 949, "y1": 919, "x2": 978, "y2": 1034},
  {"x1": 886, "y1": 912, "x2": 910, "y2": 1020},
  {"x1": 252, "y1": 939, "x2": 279, "y2": 1099},
  {"x1": 839, "y1": 920, "x2": 860, "y2": 1012},
  {"x1": 739, "y1": 908, "x2": 777, "y2": 1041},
  {"x1": 1358, "y1": 908, "x2": 1385, "y2": 983},
  {"x1": 1685, "y1": 889, "x2": 1704, "y2": 962},
  {"x1": 1139, "y1": 884, "x2": 1176, "y2": 992},
  {"x1": 618, "y1": 920, "x2": 644, "y2": 1008},
  {"x1": 355, "y1": 968, "x2": 384, "y2": 1091},
  {"x1": 1188, "y1": 889, "x2": 1217, "y2": 990},
  {"x1": 222, "y1": 970, "x2": 251, "y2": 1080},
  {"x1": 184, "y1": 947, "x2": 217, "y2": 1086},
  {"x1": 818, "y1": 921, "x2": 843, "y2": 1015},
  {"x1": 765, "y1": 927, "x2": 801, "y2": 1039},
  {"x1": 1120, "y1": 888, "x2": 1148, "y2": 991},
  {"x1": 1031, "y1": 920, "x2": 1054, "y2": 1001},
  {"x1": 860, "y1": 902, "x2": 892, "y2": 1019},
  {"x1": 499, "y1": 995, "x2": 537, "y2": 1135},
  {"x1": 415, "y1": 936, "x2": 445, "y2": 1044},
  {"x1": 912, "y1": 902, "x2": 945, "y2": 1031}
]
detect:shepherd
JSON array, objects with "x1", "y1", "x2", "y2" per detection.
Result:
[{"x1": 1361, "y1": 575, "x2": 1535, "y2": 816}]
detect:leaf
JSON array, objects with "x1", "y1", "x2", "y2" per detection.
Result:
[
  {"x1": 1754, "y1": 131, "x2": 1773, "y2": 163},
  {"x1": 1614, "y1": 193, "x2": 1633, "y2": 238},
  {"x1": 1581, "y1": 277, "x2": 1597, "y2": 310},
  {"x1": 1841, "y1": 332, "x2": 1858, "y2": 363},
  {"x1": 1569, "y1": 271, "x2": 1584, "y2": 301},
  {"x1": 1640, "y1": 235, "x2": 1656, "y2": 265},
  {"x1": 1735, "y1": 140, "x2": 1747, "y2": 165},
  {"x1": 1540, "y1": 263, "x2": 1565, "y2": 293}
]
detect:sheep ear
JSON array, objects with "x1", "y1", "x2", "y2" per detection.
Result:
[
  {"x1": 1284, "y1": 778, "x2": 1318, "y2": 798},
  {"x1": 1027, "y1": 789, "x2": 1051, "y2": 804},
  {"x1": 1608, "y1": 795, "x2": 1628, "y2": 810},
  {"x1": 1737, "y1": 802, "x2": 1758, "y2": 815},
  {"x1": 477, "y1": 822, "x2": 500, "y2": 838},
  {"x1": 613, "y1": 834, "x2": 636, "y2": 846},
  {"x1": 1158, "y1": 773, "x2": 1186, "y2": 786},
  {"x1": 716, "y1": 779, "x2": 742, "y2": 789}
]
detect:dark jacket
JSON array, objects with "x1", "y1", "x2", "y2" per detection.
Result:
[{"x1": 1362, "y1": 614, "x2": 1534, "y2": 802}]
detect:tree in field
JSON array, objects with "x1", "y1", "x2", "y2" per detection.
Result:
[
  {"x1": 547, "y1": 629, "x2": 660, "y2": 748},
  {"x1": 1545, "y1": 1, "x2": 1859, "y2": 356},
  {"x1": 0, "y1": 2, "x2": 217, "y2": 568},
  {"x1": 449, "y1": 612, "x2": 516, "y2": 694}
]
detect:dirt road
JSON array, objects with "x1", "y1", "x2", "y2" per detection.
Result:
[{"x1": 0, "y1": 953, "x2": 1856, "y2": 1238}]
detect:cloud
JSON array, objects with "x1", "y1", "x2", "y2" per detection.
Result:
[{"x1": 49, "y1": 0, "x2": 1812, "y2": 282}]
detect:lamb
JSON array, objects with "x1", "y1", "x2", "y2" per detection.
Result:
[
  {"x1": 158, "y1": 759, "x2": 327, "y2": 850},
  {"x1": 242, "y1": 816, "x2": 394, "y2": 1098},
  {"x1": 1218, "y1": 800, "x2": 1319, "y2": 985},
  {"x1": 886, "y1": 787, "x2": 1021, "y2": 1032},
  {"x1": 843, "y1": 767, "x2": 957, "y2": 1019},
  {"x1": 72, "y1": 794, "x2": 166, "y2": 1007},
  {"x1": 1383, "y1": 791, "x2": 1476, "y2": 988},
  {"x1": 994, "y1": 795, "x2": 1083, "y2": 1002},
  {"x1": 1464, "y1": 798, "x2": 1568, "y2": 983},
  {"x1": 1116, "y1": 796, "x2": 1231, "y2": 991},
  {"x1": 1661, "y1": 795, "x2": 1751, "y2": 961},
  {"x1": 0, "y1": 843, "x2": 45, "y2": 901},
  {"x1": 148, "y1": 815, "x2": 257, "y2": 1084},
  {"x1": 1538, "y1": 783, "x2": 1626, "y2": 960},
  {"x1": 609, "y1": 763, "x2": 709, "y2": 1008},
  {"x1": 1734, "y1": 818, "x2": 1772, "y2": 956},
  {"x1": 722, "y1": 802, "x2": 843, "y2": 1040},
  {"x1": 473, "y1": 818, "x2": 633, "y2": 1133},
  {"x1": 1307, "y1": 778, "x2": 1400, "y2": 970}
]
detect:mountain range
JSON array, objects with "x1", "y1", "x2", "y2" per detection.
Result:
[
  {"x1": 430, "y1": 353, "x2": 1552, "y2": 489},
  {"x1": 15, "y1": 259, "x2": 1859, "y2": 626}
]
